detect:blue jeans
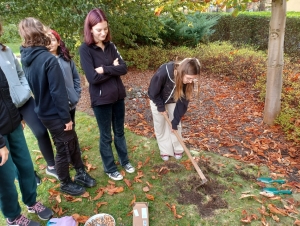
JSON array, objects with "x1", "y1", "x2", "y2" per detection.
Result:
[
  {"x1": 93, "y1": 99, "x2": 129, "y2": 173},
  {"x1": 0, "y1": 124, "x2": 37, "y2": 219}
]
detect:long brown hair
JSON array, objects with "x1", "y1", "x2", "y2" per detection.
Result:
[
  {"x1": 173, "y1": 58, "x2": 201, "y2": 101},
  {"x1": 18, "y1": 17, "x2": 50, "y2": 47}
]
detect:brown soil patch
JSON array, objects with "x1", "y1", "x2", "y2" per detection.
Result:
[
  {"x1": 153, "y1": 161, "x2": 228, "y2": 218},
  {"x1": 175, "y1": 175, "x2": 228, "y2": 218}
]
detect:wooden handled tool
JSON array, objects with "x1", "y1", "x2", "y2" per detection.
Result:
[{"x1": 163, "y1": 114, "x2": 208, "y2": 184}]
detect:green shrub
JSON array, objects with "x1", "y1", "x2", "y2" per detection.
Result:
[
  {"x1": 0, "y1": 24, "x2": 21, "y2": 43},
  {"x1": 121, "y1": 45, "x2": 196, "y2": 70},
  {"x1": 209, "y1": 12, "x2": 300, "y2": 58},
  {"x1": 195, "y1": 42, "x2": 267, "y2": 81},
  {"x1": 158, "y1": 13, "x2": 220, "y2": 47}
]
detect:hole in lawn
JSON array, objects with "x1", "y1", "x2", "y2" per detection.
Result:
[{"x1": 176, "y1": 175, "x2": 228, "y2": 217}]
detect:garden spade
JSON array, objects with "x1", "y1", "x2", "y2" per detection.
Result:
[
  {"x1": 163, "y1": 114, "x2": 208, "y2": 185},
  {"x1": 263, "y1": 187, "x2": 292, "y2": 195},
  {"x1": 257, "y1": 177, "x2": 286, "y2": 184}
]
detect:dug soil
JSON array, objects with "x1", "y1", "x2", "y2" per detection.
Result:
[{"x1": 153, "y1": 161, "x2": 228, "y2": 218}]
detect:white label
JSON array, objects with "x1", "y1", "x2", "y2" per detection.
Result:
[
  {"x1": 134, "y1": 209, "x2": 139, "y2": 217},
  {"x1": 141, "y1": 208, "x2": 148, "y2": 218},
  {"x1": 143, "y1": 220, "x2": 148, "y2": 226}
]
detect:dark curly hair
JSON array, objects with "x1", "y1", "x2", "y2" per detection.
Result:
[{"x1": 50, "y1": 29, "x2": 72, "y2": 61}]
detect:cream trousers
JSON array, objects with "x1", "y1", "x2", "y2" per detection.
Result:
[{"x1": 150, "y1": 100, "x2": 184, "y2": 156}]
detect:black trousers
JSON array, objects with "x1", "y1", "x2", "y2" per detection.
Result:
[
  {"x1": 19, "y1": 97, "x2": 55, "y2": 166},
  {"x1": 41, "y1": 118, "x2": 84, "y2": 181}
]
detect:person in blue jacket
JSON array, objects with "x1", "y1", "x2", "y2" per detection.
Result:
[
  {"x1": 18, "y1": 17, "x2": 96, "y2": 196},
  {"x1": 79, "y1": 8, "x2": 135, "y2": 181},
  {"x1": 0, "y1": 39, "x2": 53, "y2": 226},
  {"x1": 148, "y1": 58, "x2": 201, "y2": 161},
  {"x1": 0, "y1": 21, "x2": 57, "y2": 183}
]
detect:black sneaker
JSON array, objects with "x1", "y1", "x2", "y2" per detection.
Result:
[
  {"x1": 34, "y1": 171, "x2": 41, "y2": 186},
  {"x1": 60, "y1": 178, "x2": 86, "y2": 196},
  {"x1": 46, "y1": 166, "x2": 58, "y2": 180},
  {"x1": 74, "y1": 167, "x2": 96, "y2": 188},
  {"x1": 123, "y1": 163, "x2": 135, "y2": 173},
  {"x1": 6, "y1": 214, "x2": 41, "y2": 226},
  {"x1": 106, "y1": 171, "x2": 123, "y2": 181},
  {"x1": 27, "y1": 201, "x2": 53, "y2": 220}
]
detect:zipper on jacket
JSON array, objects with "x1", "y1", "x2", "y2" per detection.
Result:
[{"x1": 99, "y1": 89, "x2": 102, "y2": 96}]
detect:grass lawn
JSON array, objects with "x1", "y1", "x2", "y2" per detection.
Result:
[{"x1": 0, "y1": 111, "x2": 299, "y2": 225}]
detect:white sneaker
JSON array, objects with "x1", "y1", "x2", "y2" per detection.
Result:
[
  {"x1": 161, "y1": 155, "x2": 169, "y2": 161},
  {"x1": 174, "y1": 153, "x2": 183, "y2": 160},
  {"x1": 123, "y1": 163, "x2": 135, "y2": 173},
  {"x1": 106, "y1": 171, "x2": 123, "y2": 181}
]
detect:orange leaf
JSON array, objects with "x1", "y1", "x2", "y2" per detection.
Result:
[
  {"x1": 93, "y1": 190, "x2": 104, "y2": 201},
  {"x1": 115, "y1": 187, "x2": 124, "y2": 193},
  {"x1": 72, "y1": 214, "x2": 90, "y2": 223},
  {"x1": 55, "y1": 194, "x2": 61, "y2": 203},
  {"x1": 294, "y1": 219, "x2": 300, "y2": 226},
  {"x1": 38, "y1": 164, "x2": 47, "y2": 170},
  {"x1": 120, "y1": 170, "x2": 126, "y2": 176},
  {"x1": 137, "y1": 161, "x2": 143, "y2": 169},
  {"x1": 146, "y1": 181, "x2": 153, "y2": 188},
  {"x1": 71, "y1": 198, "x2": 82, "y2": 202},
  {"x1": 154, "y1": 6, "x2": 164, "y2": 16},
  {"x1": 129, "y1": 195, "x2": 136, "y2": 206},
  {"x1": 47, "y1": 178, "x2": 57, "y2": 183},
  {"x1": 145, "y1": 194, "x2": 154, "y2": 201},
  {"x1": 35, "y1": 155, "x2": 43, "y2": 161},
  {"x1": 81, "y1": 192, "x2": 90, "y2": 198},
  {"x1": 268, "y1": 204, "x2": 288, "y2": 216},
  {"x1": 271, "y1": 214, "x2": 280, "y2": 222},
  {"x1": 144, "y1": 156, "x2": 150, "y2": 165},
  {"x1": 108, "y1": 180, "x2": 116, "y2": 185},
  {"x1": 96, "y1": 202, "x2": 107, "y2": 208},
  {"x1": 124, "y1": 178, "x2": 132, "y2": 187}
]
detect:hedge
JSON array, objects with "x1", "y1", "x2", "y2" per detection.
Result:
[{"x1": 208, "y1": 12, "x2": 300, "y2": 58}]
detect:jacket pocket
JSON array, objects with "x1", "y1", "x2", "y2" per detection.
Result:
[{"x1": 9, "y1": 85, "x2": 31, "y2": 108}]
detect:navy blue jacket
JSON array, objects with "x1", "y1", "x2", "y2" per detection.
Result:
[
  {"x1": 0, "y1": 67, "x2": 21, "y2": 148},
  {"x1": 79, "y1": 42, "x2": 127, "y2": 107},
  {"x1": 20, "y1": 46, "x2": 71, "y2": 124},
  {"x1": 148, "y1": 62, "x2": 189, "y2": 130}
]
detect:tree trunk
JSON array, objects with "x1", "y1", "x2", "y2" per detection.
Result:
[{"x1": 263, "y1": 0, "x2": 286, "y2": 125}]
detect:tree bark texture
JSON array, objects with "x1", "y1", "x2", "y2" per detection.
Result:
[{"x1": 263, "y1": 0, "x2": 286, "y2": 125}]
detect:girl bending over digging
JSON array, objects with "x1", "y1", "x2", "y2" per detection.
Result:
[{"x1": 148, "y1": 58, "x2": 201, "y2": 161}]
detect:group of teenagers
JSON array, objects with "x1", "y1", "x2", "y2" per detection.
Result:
[{"x1": 0, "y1": 7, "x2": 201, "y2": 226}]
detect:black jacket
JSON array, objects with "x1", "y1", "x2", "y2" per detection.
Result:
[
  {"x1": 79, "y1": 42, "x2": 127, "y2": 107},
  {"x1": 0, "y1": 67, "x2": 21, "y2": 148},
  {"x1": 20, "y1": 46, "x2": 71, "y2": 124},
  {"x1": 148, "y1": 62, "x2": 189, "y2": 130}
]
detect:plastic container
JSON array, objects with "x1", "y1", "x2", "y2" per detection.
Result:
[{"x1": 84, "y1": 213, "x2": 116, "y2": 226}]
